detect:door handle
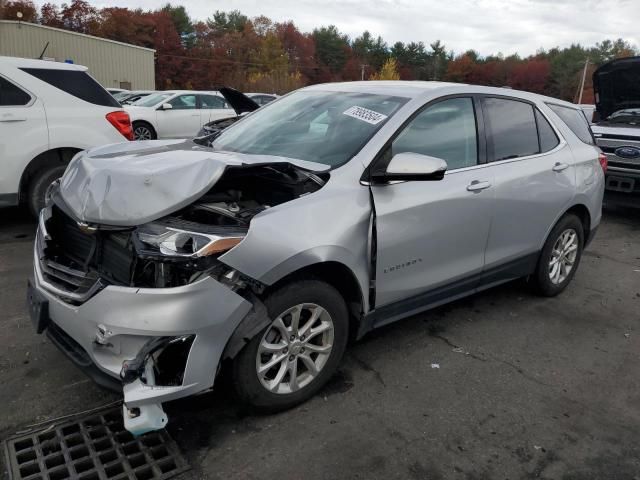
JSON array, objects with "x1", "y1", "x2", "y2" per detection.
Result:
[
  {"x1": 552, "y1": 162, "x2": 569, "y2": 172},
  {"x1": 0, "y1": 114, "x2": 26, "y2": 122},
  {"x1": 467, "y1": 180, "x2": 491, "y2": 192}
]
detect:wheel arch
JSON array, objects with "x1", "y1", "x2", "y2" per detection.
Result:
[
  {"x1": 222, "y1": 260, "x2": 366, "y2": 362},
  {"x1": 264, "y1": 261, "x2": 365, "y2": 341},
  {"x1": 19, "y1": 147, "x2": 81, "y2": 202},
  {"x1": 132, "y1": 120, "x2": 157, "y2": 139},
  {"x1": 539, "y1": 203, "x2": 591, "y2": 252},
  {"x1": 564, "y1": 203, "x2": 591, "y2": 240}
]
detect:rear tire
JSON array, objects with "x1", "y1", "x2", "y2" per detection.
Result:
[
  {"x1": 132, "y1": 121, "x2": 156, "y2": 140},
  {"x1": 232, "y1": 280, "x2": 349, "y2": 412},
  {"x1": 27, "y1": 165, "x2": 66, "y2": 218},
  {"x1": 532, "y1": 214, "x2": 584, "y2": 297}
]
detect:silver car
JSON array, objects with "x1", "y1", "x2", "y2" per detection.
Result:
[{"x1": 28, "y1": 81, "x2": 604, "y2": 434}]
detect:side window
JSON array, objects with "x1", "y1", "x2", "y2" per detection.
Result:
[
  {"x1": 21, "y1": 68, "x2": 120, "y2": 107},
  {"x1": 547, "y1": 104, "x2": 594, "y2": 145},
  {"x1": 482, "y1": 97, "x2": 539, "y2": 161},
  {"x1": 199, "y1": 95, "x2": 225, "y2": 109},
  {"x1": 168, "y1": 94, "x2": 197, "y2": 110},
  {"x1": 535, "y1": 109, "x2": 560, "y2": 152},
  {"x1": 391, "y1": 97, "x2": 478, "y2": 170},
  {"x1": 0, "y1": 76, "x2": 31, "y2": 106}
]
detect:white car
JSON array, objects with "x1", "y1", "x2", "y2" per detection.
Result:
[
  {"x1": 125, "y1": 90, "x2": 236, "y2": 140},
  {"x1": 0, "y1": 56, "x2": 133, "y2": 216}
]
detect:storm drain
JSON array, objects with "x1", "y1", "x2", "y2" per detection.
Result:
[{"x1": 4, "y1": 408, "x2": 189, "y2": 480}]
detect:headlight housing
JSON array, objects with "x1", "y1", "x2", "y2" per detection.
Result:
[{"x1": 136, "y1": 223, "x2": 245, "y2": 258}]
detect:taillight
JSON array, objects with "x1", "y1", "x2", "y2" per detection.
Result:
[
  {"x1": 106, "y1": 111, "x2": 133, "y2": 140},
  {"x1": 598, "y1": 152, "x2": 607, "y2": 174}
]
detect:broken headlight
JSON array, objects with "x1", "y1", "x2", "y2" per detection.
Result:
[{"x1": 136, "y1": 223, "x2": 245, "y2": 258}]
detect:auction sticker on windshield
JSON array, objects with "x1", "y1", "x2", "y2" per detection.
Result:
[{"x1": 343, "y1": 106, "x2": 388, "y2": 125}]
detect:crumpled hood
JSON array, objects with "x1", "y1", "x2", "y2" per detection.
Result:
[{"x1": 59, "y1": 139, "x2": 329, "y2": 227}]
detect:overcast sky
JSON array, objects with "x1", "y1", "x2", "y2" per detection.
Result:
[{"x1": 58, "y1": 0, "x2": 640, "y2": 56}]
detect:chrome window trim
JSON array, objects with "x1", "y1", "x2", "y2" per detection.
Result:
[{"x1": 445, "y1": 141, "x2": 568, "y2": 176}]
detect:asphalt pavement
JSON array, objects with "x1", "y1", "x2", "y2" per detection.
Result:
[{"x1": 1, "y1": 205, "x2": 639, "y2": 479}]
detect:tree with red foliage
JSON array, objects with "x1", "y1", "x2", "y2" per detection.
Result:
[
  {"x1": 509, "y1": 58, "x2": 550, "y2": 93},
  {"x1": 59, "y1": 0, "x2": 99, "y2": 34},
  {"x1": 445, "y1": 54, "x2": 475, "y2": 83},
  {"x1": 274, "y1": 21, "x2": 316, "y2": 82},
  {"x1": 97, "y1": 8, "x2": 155, "y2": 47},
  {"x1": 151, "y1": 11, "x2": 188, "y2": 89},
  {"x1": 39, "y1": 2, "x2": 63, "y2": 27}
]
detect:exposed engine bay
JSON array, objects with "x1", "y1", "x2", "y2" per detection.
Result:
[{"x1": 42, "y1": 164, "x2": 328, "y2": 301}]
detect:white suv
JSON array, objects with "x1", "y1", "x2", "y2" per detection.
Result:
[
  {"x1": 125, "y1": 90, "x2": 236, "y2": 140},
  {"x1": 0, "y1": 57, "x2": 133, "y2": 216}
]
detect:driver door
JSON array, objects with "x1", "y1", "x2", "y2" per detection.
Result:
[
  {"x1": 371, "y1": 97, "x2": 494, "y2": 308},
  {"x1": 156, "y1": 94, "x2": 200, "y2": 138}
]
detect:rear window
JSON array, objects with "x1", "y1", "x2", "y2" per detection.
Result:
[
  {"x1": 0, "y1": 76, "x2": 31, "y2": 106},
  {"x1": 482, "y1": 97, "x2": 539, "y2": 161},
  {"x1": 547, "y1": 104, "x2": 594, "y2": 145},
  {"x1": 21, "y1": 68, "x2": 120, "y2": 108},
  {"x1": 535, "y1": 109, "x2": 560, "y2": 152}
]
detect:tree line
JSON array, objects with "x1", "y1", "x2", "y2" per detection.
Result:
[{"x1": 1, "y1": 0, "x2": 637, "y2": 101}]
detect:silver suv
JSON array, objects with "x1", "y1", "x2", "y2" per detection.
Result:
[{"x1": 28, "y1": 82, "x2": 604, "y2": 434}]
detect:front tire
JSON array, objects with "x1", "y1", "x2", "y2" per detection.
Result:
[
  {"x1": 232, "y1": 280, "x2": 349, "y2": 412},
  {"x1": 532, "y1": 214, "x2": 584, "y2": 297},
  {"x1": 27, "y1": 165, "x2": 66, "y2": 217}
]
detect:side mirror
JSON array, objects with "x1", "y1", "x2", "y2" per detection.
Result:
[
  {"x1": 159, "y1": 103, "x2": 173, "y2": 111},
  {"x1": 373, "y1": 152, "x2": 448, "y2": 182}
]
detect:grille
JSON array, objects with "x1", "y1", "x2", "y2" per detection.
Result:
[
  {"x1": 4, "y1": 407, "x2": 189, "y2": 480},
  {"x1": 595, "y1": 136, "x2": 640, "y2": 171},
  {"x1": 38, "y1": 207, "x2": 136, "y2": 302}
]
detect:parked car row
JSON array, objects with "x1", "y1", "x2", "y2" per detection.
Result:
[
  {"x1": 120, "y1": 90, "x2": 276, "y2": 140},
  {"x1": 0, "y1": 55, "x2": 278, "y2": 214}
]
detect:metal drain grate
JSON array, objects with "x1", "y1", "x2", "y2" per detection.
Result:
[{"x1": 4, "y1": 408, "x2": 189, "y2": 480}]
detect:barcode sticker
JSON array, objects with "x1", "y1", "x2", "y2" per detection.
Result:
[{"x1": 343, "y1": 106, "x2": 388, "y2": 125}]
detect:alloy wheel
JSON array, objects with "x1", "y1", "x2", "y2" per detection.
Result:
[
  {"x1": 133, "y1": 125, "x2": 153, "y2": 140},
  {"x1": 548, "y1": 228, "x2": 578, "y2": 285},
  {"x1": 256, "y1": 303, "x2": 334, "y2": 394}
]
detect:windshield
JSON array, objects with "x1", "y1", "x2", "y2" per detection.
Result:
[
  {"x1": 113, "y1": 91, "x2": 130, "y2": 100},
  {"x1": 132, "y1": 92, "x2": 172, "y2": 107},
  {"x1": 210, "y1": 90, "x2": 408, "y2": 167}
]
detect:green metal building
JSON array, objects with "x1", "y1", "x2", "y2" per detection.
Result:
[{"x1": 0, "y1": 20, "x2": 155, "y2": 89}]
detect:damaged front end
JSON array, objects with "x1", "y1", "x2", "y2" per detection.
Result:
[{"x1": 31, "y1": 145, "x2": 328, "y2": 435}]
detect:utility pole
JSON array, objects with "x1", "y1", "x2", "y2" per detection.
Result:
[
  {"x1": 360, "y1": 64, "x2": 368, "y2": 81},
  {"x1": 577, "y1": 57, "x2": 589, "y2": 104}
]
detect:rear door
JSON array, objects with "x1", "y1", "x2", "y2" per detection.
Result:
[
  {"x1": 371, "y1": 96, "x2": 495, "y2": 308},
  {"x1": 481, "y1": 96, "x2": 575, "y2": 271},
  {"x1": 0, "y1": 74, "x2": 47, "y2": 201},
  {"x1": 155, "y1": 94, "x2": 200, "y2": 138}
]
